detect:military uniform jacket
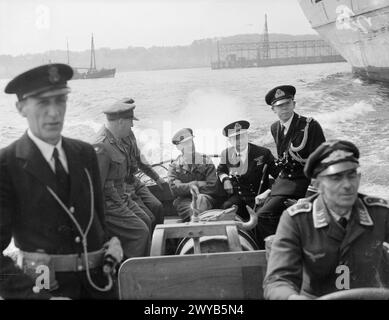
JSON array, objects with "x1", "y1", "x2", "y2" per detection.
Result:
[
  {"x1": 217, "y1": 143, "x2": 279, "y2": 197},
  {"x1": 168, "y1": 152, "x2": 217, "y2": 198},
  {"x1": 121, "y1": 130, "x2": 160, "y2": 183},
  {"x1": 264, "y1": 194, "x2": 389, "y2": 299},
  {"x1": 93, "y1": 127, "x2": 133, "y2": 215},
  {"x1": 0, "y1": 133, "x2": 107, "y2": 299},
  {"x1": 270, "y1": 112, "x2": 325, "y2": 197}
]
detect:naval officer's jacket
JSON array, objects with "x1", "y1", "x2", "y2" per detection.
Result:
[
  {"x1": 217, "y1": 143, "x2": 279, "y2": 197},
  {"x1": 0, "y1": 133, "x2": 107, "y2": 299},
  {"x1": 270, "y1": 113, "x2": 325, "y2": 197},
  {"x1": 264, "y1": 193, "x2": 389, "y2": 299}
]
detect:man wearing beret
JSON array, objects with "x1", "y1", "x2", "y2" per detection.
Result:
[
  {"x1": 256, "y1": 85, "x2": 326, "y2": 247},
  {"x1": 0, "y1": 64, "x2": 122, "y2": 299},
  {"x1": 264, "y1": 140, "x2": 389, "y2": 299},
  {"x1": 217, "y1": 121, "x2": 279, "y2": 225},
  {"x1": 120, "y1": 99, "x2": 166, "y2": 231},
  {"x1": 93, "y1": 98, "x2": 151, "y2": 260},
  {"x1": 168, "y1": 128, "x2": 218, "y2": 221}
]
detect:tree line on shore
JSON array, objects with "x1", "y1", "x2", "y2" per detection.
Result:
[{"x1": 0, "y1": 33, "x2": 319, "y2": 79}]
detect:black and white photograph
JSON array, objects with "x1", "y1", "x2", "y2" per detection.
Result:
[{"x1": 1, "y1": 0, "x2": 389, "y2": 305}]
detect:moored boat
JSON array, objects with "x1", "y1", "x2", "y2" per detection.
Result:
[{"x1": 69, "y1": 34, "x2": 116, "y2": 80}]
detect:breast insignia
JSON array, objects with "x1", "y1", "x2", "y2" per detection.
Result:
[
  {"x1": 287, "y1": 201, "x2": 312, "y2": 216},
  {"x1": 363, "y1": 196, "x2": 389, "y2": 209},
  {"x1": 303, "y1": 249, "x2": 326, "y2": 263}
]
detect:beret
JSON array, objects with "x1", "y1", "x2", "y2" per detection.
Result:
[
  {"x1": 265, "y1": 85, "x2": 296, "y2": 106},
  {"x1": 304, "y1": 140, "x2": 360, "y2": 179},
  {"x1": 172, "y1": 128, "x2": 194, "y2": 145},
  {"x1": 5, "y1": 63, "x2": 73, "y2": 101}
]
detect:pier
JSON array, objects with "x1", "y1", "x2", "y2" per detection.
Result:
[{"x1": 211, "y1": 14, "x2": 345, "y2": 70}]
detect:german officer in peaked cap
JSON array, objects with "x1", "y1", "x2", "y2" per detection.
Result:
[
  {"x1": 0, "y1": 64, "x2": 122, "y2": 299},
  {"x1": 217, "y1": 120, "x2": 279, "y2": 224},
  {"x1": 168, "y1": 128, "x2": 218, "y2": 221},
  {"x1": 93, "y1": 98, "x2": 151, "y2": 260},
  {"x1": 264, "y1": 140, "x2": 389, "y2": 299},
  {"x1": 255, "y1": 85, "x2": 326, "y2": 248}
]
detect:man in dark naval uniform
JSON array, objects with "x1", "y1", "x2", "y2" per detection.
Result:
[
  {"x1": 264, "y1": 140, "x2": 389, "y2": 299},
  {"x1": 256, "y1": 85, "x2": 326, "y2": 247},
  {"x1": 217, "y1": 120, "x2": 279, "y2": 221},
  {"x1": 0, "y1": 64, "x2": 122, "y2": 299},
  {"x1": 93, "y1": 100, "x2": 150, "y2": 259}
]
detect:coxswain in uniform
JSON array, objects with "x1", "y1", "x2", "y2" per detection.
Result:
[
  {"x1": 264, "y1": 140, "x2": 389, "y2": 299},
  {"x1": 0, "y1": 64, "x2": 122, "y2": 299},
  {"x1": 255, "y1": 85, "x2": 326, "y2": 248},
  {"x1": 217, "y1": 120, "x2": 279, "y2": 222}
]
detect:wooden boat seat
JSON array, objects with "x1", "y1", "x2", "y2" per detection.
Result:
[{"x1": 118, "y1": 250, "x2": 267, "y2": 300}]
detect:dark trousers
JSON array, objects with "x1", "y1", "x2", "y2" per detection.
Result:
[
  {"x1": 255, "y1": 195, "x2": 296, "y2": 249},
  {"x1": 51, "y1": 269, "x2": 118, "y2": 299},
  {"x1": 221, "y1": 194, "x2": 255, "y2": 222}
]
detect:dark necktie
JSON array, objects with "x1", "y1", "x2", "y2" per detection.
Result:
[
  {"x1": 338, "y1": 217, "x2": 348, "y2": 229},
  {"x1": 281, "y1": 125, "x2": 286, "y2": 137},
  {"x1": 52, "y1": 147, "x2": 70, "y2": 204}
]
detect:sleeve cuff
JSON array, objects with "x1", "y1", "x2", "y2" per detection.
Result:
[{"x1": 219, "y1": 173, "x2": 229, "y2": 183}]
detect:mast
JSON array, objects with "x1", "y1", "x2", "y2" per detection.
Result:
[
  {"x1": 263, "y1": 14, "x2": 270, "y2": 59},
  {"x1": 90, "y1": 33, "x2": 96, "y2": 71}
]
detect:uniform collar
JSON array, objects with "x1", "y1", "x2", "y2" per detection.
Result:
[
  {"x1": 312, "y1": 195, "x2": 374, "y2": 228},
  {"x1": 27, "y1": 129, "x2": 63, "y2": 164},
  {"x1": 280, "y1": 113, "x2": 294, "y2": 133},
  {"x1": 328, "y1": 208, "x2": 351, "y2": 222}
]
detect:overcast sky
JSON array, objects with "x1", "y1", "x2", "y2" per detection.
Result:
[{"x1": 0, "y1": 0, "x2": 315, "y2": 56}]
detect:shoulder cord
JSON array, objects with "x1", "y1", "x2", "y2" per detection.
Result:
[
  {"x1": 288, "y1": 118, "x2": 312, "y2": 163},
  {"x1": 46, "y1": 168, "x2": 113, "y2": 292}
]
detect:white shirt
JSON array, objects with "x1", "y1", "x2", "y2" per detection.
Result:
[
  {"x1": 329, "y1": 208, "x2": 352, "y2": 223},
  {"x1": 27, "y1": 129, "x2": 69, "y2": 174},
  {"x1": 280, "y1": 115, "x2": 293, "y2": 136}
]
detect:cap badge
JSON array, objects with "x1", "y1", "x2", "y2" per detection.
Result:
[
  {"x1": 321, "y1": 150, "x2": 353, "y2": 163},
  {"x1": 48, "y1": 66, "x2": 60, "y2": 84},
  {"x1": 234, "y1": 123, "x2": 242, "y2": 130},
  {"x1": 275, "y1": 89, "x2": 285, "y2": 99}
]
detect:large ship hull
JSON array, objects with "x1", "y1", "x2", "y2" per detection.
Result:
[{"x1": 298, "y1": 0, "x2": 389, "y2": 82}]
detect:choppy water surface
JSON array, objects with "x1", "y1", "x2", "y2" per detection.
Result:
[{"x1": 0, "y1": 62, "x2": 388, "y2": 199}]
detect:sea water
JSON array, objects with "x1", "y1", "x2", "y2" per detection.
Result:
[{"x1": 0, "y1": 62, "x2": 388, "y2": 200}]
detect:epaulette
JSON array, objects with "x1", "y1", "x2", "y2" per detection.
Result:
[
  {"x1": 363, "y1": 195, "x2": 389, "y2": 209},
  {"x1": 287, "y1": 201, "x2": 312, "y2": 217},
  {"x1": 93, "y1": 134, "x2": 106, "y2": 144}
]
